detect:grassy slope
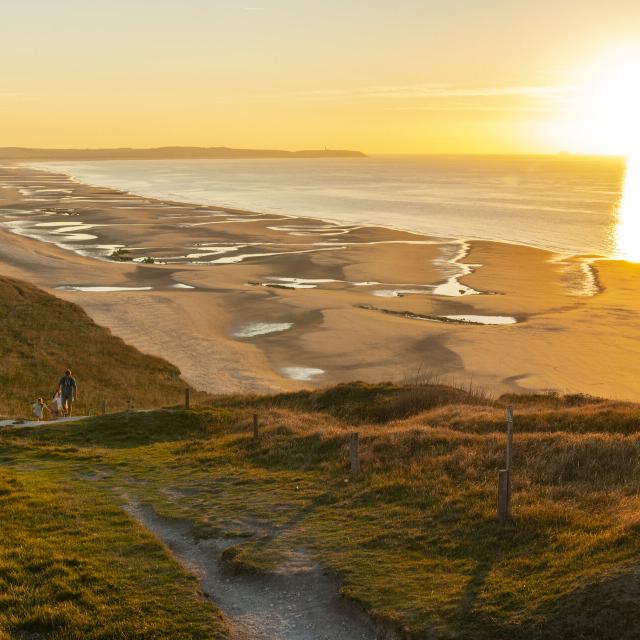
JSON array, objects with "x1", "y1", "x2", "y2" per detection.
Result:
[
  {"x1": 0, "y1": 463, "x2": 226, "y2": 639},
  {"x1": 3, "y1": 385, "x2": 640, "y2": 639},
  {"x1": 0, "y1": 276, "x2": 194, "y2": 418}
]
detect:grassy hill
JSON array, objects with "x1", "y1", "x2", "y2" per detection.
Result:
[
  {"x1": 0, "y1": 275, "x2": 194, "y2": 418},
  {"x1": 3, "y1": 383, "x2": 640, "y2": 638}
]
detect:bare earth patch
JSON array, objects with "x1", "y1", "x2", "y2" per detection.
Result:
[{"x1": 124, "y1": 499, "x2": 389, "y2": 640}]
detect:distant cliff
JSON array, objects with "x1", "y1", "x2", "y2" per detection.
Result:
[{"x1": 0, "y1": 146, "x2": 366, "y2": 160}]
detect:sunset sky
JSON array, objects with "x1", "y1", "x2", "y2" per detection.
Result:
[{"x1": 3, "y1": 0, "x2": 640, "y2": 154}]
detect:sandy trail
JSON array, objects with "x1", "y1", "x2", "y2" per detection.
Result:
[{"x1": 124, "y1": 500, "x2": 385, "y2": 640}]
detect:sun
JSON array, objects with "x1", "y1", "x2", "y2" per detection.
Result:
[
  {"x1": 546, "y1": 47, "x2": 640, "y2": 262},
  {"x1": 579, "y1": 49, "x2": 640, "y2": 155},
  {"x1": 548, "y1": 47, "x2": 640, "y2": 156}
]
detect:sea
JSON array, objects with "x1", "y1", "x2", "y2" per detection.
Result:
[{"x1": 31, "y1": 154, "x2": 631, "y2": 258}]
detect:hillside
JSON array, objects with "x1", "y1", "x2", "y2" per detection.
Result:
[
  {"x1": 0, "y1": 276, "x2": 195, "y2": 417},
  {"x1": 0, "y1": 146, "x2": 366, "y2": 160},
  {"x1": 3, "y1": 382, "x2": 640, "y2": 638}
]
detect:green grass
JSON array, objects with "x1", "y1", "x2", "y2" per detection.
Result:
[
  {"x1": 0, "y1": 464, "x2": 226, "y2": 639},
  {"x1": 0, "y1": 276, "x2": 200, "y2": 418},
  {"x1": 3, "y1": 384, "x2": 640, "y2": 639}
]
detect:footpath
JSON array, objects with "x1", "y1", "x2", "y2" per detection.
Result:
[{"x1": 0, "y1": 416, "x2": 88, "y2": 429}]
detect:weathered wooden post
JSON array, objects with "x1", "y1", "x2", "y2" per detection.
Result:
[
  {"x1": 253, "y1": 414, "x2": 259, "y2": 439},
  {"x1": 350, "y1": 432, "x2": 360, "y2": 476},
  {"x1": 506, "y1": 405, "x2": 514, "y2": 476},
  {"x1": 185, "y1": 388, "x2": 190, "y2": 410},
  {"x1": 497, "y1": 406, "x2": 514, "y2": 524},
  {"x1": 101, "y1": 400, "x2": 107, "y2": 415},
  {"x1": 497, "y1": 470, "x2": 510, "y2": 524}
]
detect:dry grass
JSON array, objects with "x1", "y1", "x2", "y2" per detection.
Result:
[
  {"x1": 3, "y1": 274, "x2": 640, "y2": 637},
  {"x1": 0, "y1": 276, "x2": 203, "y2": 418},
  {"x1": 4, "y1": 383, "x2": 640, "y2": 638}
]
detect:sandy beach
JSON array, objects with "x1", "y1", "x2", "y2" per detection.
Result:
[{"x1": 2, "y1": 163, "x2": 639, "y2": 400}]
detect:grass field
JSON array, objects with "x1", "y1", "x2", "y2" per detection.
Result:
[
  {"x1": 0, "y1": 276, "x2": 197, "y2": 418},
  {"x1": 0, "y1": 460, "x2": 226, "y2": 639},
  {"x1": 3, "y1": 383, "x2": 640, "y2": 639}
]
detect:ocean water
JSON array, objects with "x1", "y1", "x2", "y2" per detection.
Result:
[{"x1": 31, "y1": 155, "x2": 629, "y2": 257}]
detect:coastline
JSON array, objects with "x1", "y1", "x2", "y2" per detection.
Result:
[
  {"x1": 2, "y1": 162, "x2": 640, "y2": 401},
  {"x1": 26, "y1": 155, "x2": 625, "y2": 259}
]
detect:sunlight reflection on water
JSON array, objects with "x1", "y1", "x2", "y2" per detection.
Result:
[{"x1": 615, "y1": 155, "x2": 640, "y2": 262}]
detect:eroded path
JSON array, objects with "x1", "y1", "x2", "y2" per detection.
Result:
[{"x1": 125, "y1": 500, "x2": 381, "y2": 640}]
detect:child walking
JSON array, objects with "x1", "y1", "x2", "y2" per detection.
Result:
[
  {"x1": 51, "y1": 390, "x2": 63, "y2": 418},
  {"x1": 31, "y1": 398, "x2": 49, "y2": 421}
]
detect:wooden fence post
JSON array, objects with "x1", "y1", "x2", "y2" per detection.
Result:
[
  {"x1": 350, "y1": 432, "x2": 360, "y2": 476},
  {"x1": 253, "y1": 414, "x2": 259, "y2": 439},
  {"x1": 497, "y1": 406, "x2": 514, "y2": 524},
  {"x1": 185, "y1": 388, "x2": 190, "y2": 410},
  {"x1": 497, "y1": 469, "x2": 510, "y2": 524},
  {"x1": 506, "y1": 405, "x2": 514, "y2": 474}
]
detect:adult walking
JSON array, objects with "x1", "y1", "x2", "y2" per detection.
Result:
[{"x1": 58, "y1": 369, "x2": 77, "y2": 417}]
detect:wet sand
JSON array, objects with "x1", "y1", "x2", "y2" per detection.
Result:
[{"x1": 1, "y1": 163, "x2": 639, "y2": 400}]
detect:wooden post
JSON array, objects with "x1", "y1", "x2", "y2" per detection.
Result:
[
  {"x1": 185, "y1": 388, "x2": 190, "y2": 410},
  {"x1": 497, "y1": 405, "x2": 514, "y2": 524},
  {"x1": 497, "y1": 469, "x2": 510, "y2": 524},
  {"x1": 506, "y1": 405, "x2": 514, "y2": 473},
  {"x1": 101, "y1": 400, "x2": 107, "y2": 415},
  {"x1": 350, "y1": 432, "x2": 360, "y2": 476},
  {"x1": 253, "y1": 414, "x2": 259, "y2": 439}
]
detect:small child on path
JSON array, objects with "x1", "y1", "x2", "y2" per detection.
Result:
[
  {"x1": 51, "y1": 390, "x2": 63, "y2": 418},
  {"x1": 31, "y1": 398, "x2": 49, "y2": 421}
]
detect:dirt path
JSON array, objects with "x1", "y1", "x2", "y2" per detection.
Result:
[
  {"x1": 0, "y1": 416, "x2": 88, "y2": 429},
  {"x1": 124, "y1": 500, "x2": 388, "y2": 640}
]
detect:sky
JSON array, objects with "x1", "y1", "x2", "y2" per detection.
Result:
[{"x1": 2, "y1": 0, "x2": 640, "y2": 154}]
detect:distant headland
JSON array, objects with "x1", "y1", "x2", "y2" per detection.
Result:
[{"x1": 0, "y1": 146, "x2": 366, "y2": 160}]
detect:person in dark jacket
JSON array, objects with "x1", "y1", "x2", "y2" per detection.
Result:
[{"x1": 58, "y1": 369, "x2": 77, "y2": 417}]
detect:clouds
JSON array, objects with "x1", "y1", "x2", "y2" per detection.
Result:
[
  {"x1": 296, "y1": 82, "x2": 576, "y2": 113},
  {"x1": 361, "y1": 84, "x2": 572, "y2": 99},
  {"x1": 301, "y1": 83, "x2": 573, "y2": 99}
]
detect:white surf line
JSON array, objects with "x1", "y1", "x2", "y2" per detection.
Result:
[
  {"x1": 552, "y1": 255, "x2": 602, "y2": 297},
  {"x1": 233, "y1": 322, "x2": 294, "y2": 338}
]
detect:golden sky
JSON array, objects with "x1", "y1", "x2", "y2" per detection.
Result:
[{"x1": 2, "y1": 1, "x2": 640, "y2": 154}]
